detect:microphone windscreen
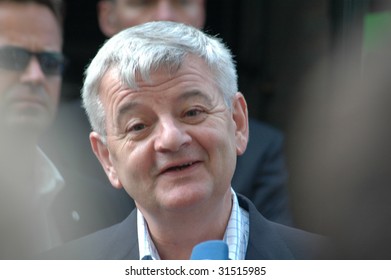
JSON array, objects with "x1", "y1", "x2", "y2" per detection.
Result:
[{"x1": 190, "y1": 240, "x2": 229, "y2": 260}]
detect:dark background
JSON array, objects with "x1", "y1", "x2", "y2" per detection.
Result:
[
  {"x1": 61, "y1": 0, "x2": 391, "y2": 129},
  {"x1": 60, "y1": 0, "x2": 391, "y2": 230},
  {"x1": 61, "y1": 0, "x2": 390, "y2": 131},
  {"x1": 61, "y1": 0, "x2": 334, "y2": 131}
]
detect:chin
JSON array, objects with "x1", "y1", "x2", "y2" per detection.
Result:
[{"x1": 159, "y1": 184, "x2": 212, "y2": 211}]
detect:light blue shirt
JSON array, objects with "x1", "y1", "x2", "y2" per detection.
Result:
[{"x1": 138, "y1": 188, "x2": 249, "y2": 260}]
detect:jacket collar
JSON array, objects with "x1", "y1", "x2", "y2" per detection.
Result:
[
  {"x1": 121, "y1": 194, "x2": 295, "y2": 260},
  {"x1": 237, "y1": 194, "x2": 295, "y2": 259}
]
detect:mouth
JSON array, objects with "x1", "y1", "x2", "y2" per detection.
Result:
[
  {"x1": 161, "y1": 161, "x2": 200, "y2": 174},
  {"x1": 10, "y1": 97, "x2": 47, "y2": 108}
]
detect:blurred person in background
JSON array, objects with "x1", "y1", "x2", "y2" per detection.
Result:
[
  {"x1": 43, "y1": 0, "x2": 293, "y2": 226},
  {"x1": 0, "y1": 0, "x2": 128, "y2": 259}
]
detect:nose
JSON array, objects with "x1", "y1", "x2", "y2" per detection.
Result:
[
  {"x1": 154, "y1": 118, "x2": 192, "y2": 152},
  {"x1": 154, "y1": 0, "x2": 178, "y2": 22},
  {"x1": 19, "y1": 56, "x2": 46, "y2": 85}
]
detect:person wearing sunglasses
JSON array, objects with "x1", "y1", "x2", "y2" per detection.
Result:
[
  {"x1": 0, "y1": 46, "x2": 65, "y2": 76},
  {"x1": 0, "y1": 0, "x2": 130, "y2": 259}
]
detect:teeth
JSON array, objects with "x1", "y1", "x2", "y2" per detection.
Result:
[
  {"x1": 175, "y1": 162, "x2": 192, "y2": 170},
  {"x1": 169, "y1": 162, "x2": 193, "y2": 171}
]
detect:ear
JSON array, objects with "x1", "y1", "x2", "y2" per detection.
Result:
[
  {"x1": 97, "y1": 0, "x2": 119, "y2": 37},
  {"x1": 90, "y1": 131, "x2": 123, "y2": 189},
  {"x1": 232, "y1": 92, "x2": 249, "y2": 156}
]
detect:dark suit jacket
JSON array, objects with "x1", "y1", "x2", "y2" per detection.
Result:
[
  {"x1": 41, "y1": 195, "x2": 328, "y2": 260},
  {"x1": 0, "y1": 167, "x2": 131, "y2": 259},
  {"x1": 234, "y1": 119, "x2": 291, "y2": 225},
  {"x1": 49, "y1": 168, "x2": 134, "y2": 244},
  {"x1": 41, "y1": 100, "x2": 292, "y2": 226}
]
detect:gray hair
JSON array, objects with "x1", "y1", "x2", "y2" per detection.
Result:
[{"x1": 82, "y1": 21, "x2": 238, "y2": 139}]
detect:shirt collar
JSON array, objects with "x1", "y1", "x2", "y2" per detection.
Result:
[
  {"x1": 34, "y1": 147, "x2": 65, "y2": 204},
  {"x1": 224, "y1": 188, "x2": 250, "y2": 260},
  {"x1": 137, "y1": 188, "x2": 249, "y2": 260},
  {"x1": 28, "y1": 147, "x2": 66, "y2": 253},
  {"x1": 137, "y1": 209, "x2": 161, "y2": 260}
]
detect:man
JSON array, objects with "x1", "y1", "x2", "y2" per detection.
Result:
[
  {"x1": 44, "y1": 21, "x2": 327, "y2": 260},
  {"x1": 97, "y1": 1, "x2": 291, "y2": 224},
  {"x1": 45, "y1": 0, "x2": 292, "y2": 226},
  {"x1": 0, "y1": 0, "x2": 129, "y2": 259}
]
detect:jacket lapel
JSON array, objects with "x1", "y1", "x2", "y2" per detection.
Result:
[
  {"x1": 118, "y1": 195, "x2": 295, "y2": 260},
  {"x1": 111, "y1": 209, "x2": 140, "y2": 259},
  {"x1": 238, "y1": 194, "x2": 295, "y2": 259}
]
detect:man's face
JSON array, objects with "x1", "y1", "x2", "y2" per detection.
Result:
[
  {"x1": 0, "y1": 2, "x2": 62, "y2": 136},
  {"x1": 98, "y1": 0, "x2": 205, "y2": 37},
  {"x1": 91, "y1": 55, "x2": 248, "y2": 215}
]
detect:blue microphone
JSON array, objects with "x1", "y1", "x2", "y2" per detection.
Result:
[{"x1": 190, "y1": 240, "x2": 229, "y2": 260}]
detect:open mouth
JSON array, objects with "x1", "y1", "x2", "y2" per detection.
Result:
[{"x1": 163, "y1": 161, "x2": 199, "y2": 174}]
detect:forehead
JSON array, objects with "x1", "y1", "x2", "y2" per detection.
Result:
[
  {"x1": 0, "y1": 2, "x2": 62, "y2": 50},
  {"x1": 100, "y1": 55, "x2": 219, "y2": 106}
]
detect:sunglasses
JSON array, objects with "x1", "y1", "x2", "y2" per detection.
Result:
[{"x1": 0, "y1": 45, "x2": 65, "y2": 76}]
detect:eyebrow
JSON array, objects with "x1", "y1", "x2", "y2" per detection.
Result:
[
  {"x1": 116, "y1": 101, "x2": 138, "y2": 128},
  {"x1": 176, "y1": 90, "x2": 214, "y2": 106},
  {"x1": 115, "y1": 90, "x2": 214, "y2": 126}
]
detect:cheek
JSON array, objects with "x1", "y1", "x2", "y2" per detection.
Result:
[
  {"x1": 117, "y1": 148, "x2": 156, "y2": 205},
  {"x1": 199, "y1": 129, "x2": 237, "y2": 189},
  {"x1": 114, "y1": 142, "x2": 154, "y2": 185},
  {"x1": 47, "y1": 79, "x2": 61, "y2": 100},
  {"x1": 198, "y1": 125, "x2": 237, "y2": 163},
  {"x1": 46, "y1": 79, "x2": 61, "y2": 113},
  {"x1": 0, "y1": 73, "x2": 17, "y2": 93},
  {"x1": 119, "y1": 10, "x2": 146, "y2": 28}
]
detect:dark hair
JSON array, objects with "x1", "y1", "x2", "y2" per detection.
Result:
[{"x1": 0, "y1": 0, "x2": 65, "y2": 27}]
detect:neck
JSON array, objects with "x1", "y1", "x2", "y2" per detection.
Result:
[{"x1": 141, "y1": 189, "x2": 233, "y2": 260}]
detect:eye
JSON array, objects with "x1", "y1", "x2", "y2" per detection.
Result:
[
  {"x1": 185, "y1": 108, "x2": 202, "y2": 117},
  {"x1": 182, "y1": 107, "x2": 207, "y2": 124},
  {"x1": 124, "y1": 122, "x2": 150, "y2": 141},
  {"x1": 128, "y1": 123, "x2": 146, "y2": 132}
]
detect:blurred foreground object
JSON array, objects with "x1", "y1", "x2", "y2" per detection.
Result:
[{"x1": 288, "y1": 18, "x2": 391, "y2": 259}]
